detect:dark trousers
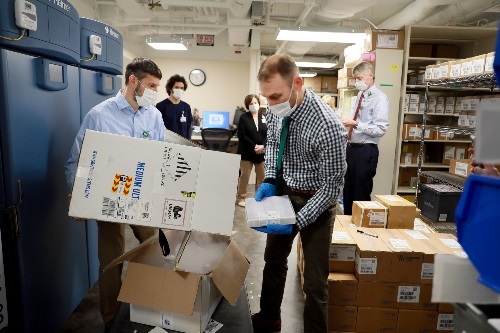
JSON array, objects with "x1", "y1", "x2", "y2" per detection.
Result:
[
  {"x1": 343, "y1": 145, "x2": 379, "y2": 215},
  {"x1": 259, "y1": 185, "x2": 336, "y2": 333}
]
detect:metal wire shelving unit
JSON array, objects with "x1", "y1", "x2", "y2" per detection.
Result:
[{"x1": 415, "y1": 73, "x2": 497, "y2": 205}]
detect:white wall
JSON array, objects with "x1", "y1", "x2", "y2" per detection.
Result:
[{"x1": 150, "y1": 57, "x2": 251, "y2": 121}]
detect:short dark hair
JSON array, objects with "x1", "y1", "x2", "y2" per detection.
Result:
[
  {"x1": 166, "y1": 74, "x2": 188, "y2": 96},
  {"x1": 257, "y1": 54, "x2": 299, "y2": 84},
  {"x1": 244, "y1": 94, "x2": 259, "y2": 110},
  {"x1": 125, "y1": 57, "x2": 162, "y2": 84}
]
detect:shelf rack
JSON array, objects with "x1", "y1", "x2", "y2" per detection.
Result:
[
  {"x1": 415, "y1": 74, "x2": 498, "y2": 204},
  {"x1": 420, "y1": 171, "x2": 467, "y2": 190}
]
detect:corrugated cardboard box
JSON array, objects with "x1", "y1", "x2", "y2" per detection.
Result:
[
  {"x1": 396, "y1": 283, "x2": 437, "y2": 311},
  {"x1": 338, "y1": 67, "x2": 353, "y2": 79},
  {"x1": 413, "y1": 218, "x2": 434, "y2": 234},
  {"x1": 449, "y1": 159, "x2": 471, "y2": 178},
  {"x1": 321, "y1": 77, "x2": 338, "y2": 93},
  {"x1": 448, "y1": 60, "x2": 461, "y2": 78},
  {"x1": 356, "y1": 307, "x2": 398, "y2": 333},
  {"x1": 352, "y1": 201, "x2": 387, "y2": 228},
  {"x1": 396, "y1": 310, "x2": 442, "y2": 333},
  {"x1": 304, "y1": 77, "x2": 322, "y2": 92},
  {"x1": 375, "y1": 229, "x2": 424, "y2": 283},
  {"x1": 400, "y1": 143, "x2": 418, "y2": 164},
  {"x1": 328, "y1": 273, "x2": 358, "y2": 306},
  {"x1": 328, "y1": 306, "x2": 357, "y2": 332},
  {"x1": 335, "y1": 215, "x2": 355, "y2": 228},
  {"x1": 398, "y1": 168, "x2": 417, "y2": 188},
  {"x1": 374, "y1": 195, "x2": 416, "y2": 229},
  {"x1": 69, "y1": 130, "x2": 240, "y2": 236},
  {"x1": 351, "y1": 230, "x2": 392, "y2": 282},
  {"x1": 402, "y1": 124, "x2": 435, "y2": 140},
  {"x1": 415, "y1": 208, "x2": 421, "y2": 218},
  {"x1": 365, "y1": 27, "x2": 405, "y2": 52},
  {"x1": 426, "y1": 233, "x2": 465, "y2": 258},
  {"x1": 106, "y1": 230, "x2": 250, "y2": 332},
  {"x1": 424, "y1": 66, "x2": 433, "y2": 82},
  {"x1": 357, "y1": 281, "x2": 398, "y2": 308},
  {"x1": 442, "y1": 143, "x2": 469, "y2": 165},
  {"x1": 434, "y1": 45, "x2": 458, "y2": 58},
  {"x1": 330, "y1": 227, "x2": 357, "y2": 273},
  {"x1": 410, "y1": 44, "x2": 433, "y2": 57},
  {"x1": 460, "y1": 58, "x2": 473, "y2": 77},
  {"x1": 485, "y1": 52, "x2": 495, "y2": 73},
  {"x1": 471, "y1": 54, "x2": 486, "y2": 75}
]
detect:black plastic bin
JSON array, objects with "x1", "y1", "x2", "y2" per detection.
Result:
[{"x1": 419, "y1": 183, "x2": 462, "y2": 222}]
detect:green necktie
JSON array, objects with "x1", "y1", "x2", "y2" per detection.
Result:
[{"x1": 275, "y1": 116, "x2": 291, "y2": 195}]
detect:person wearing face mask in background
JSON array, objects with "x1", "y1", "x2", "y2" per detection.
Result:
[
  {"x1": 156, "y1": 74, "x2": 193, "y2": 139},
  {"x1": 251, "y1": 54, "x2": 346, "y2": 333},
  {"x1": 235, "y1": 94, "x2": 268, "y2": 207},
  {"x1": 65, "y1": 57, "x2": 165, "y2": 331},
  {"x1": 340, "y1": 61, "x2": 389, "y2": 215}
]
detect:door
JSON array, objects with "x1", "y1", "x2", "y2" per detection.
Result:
[{"x1": 0, "y1": 49, "x2": 89, "y2": 332}]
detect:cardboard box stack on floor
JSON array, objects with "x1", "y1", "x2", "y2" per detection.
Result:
[
  {"x1": 69, "y1": 130, "x2": 249, "y2": 333},
  {"x1": 297, "y1": 214, "x2": 460, "y2": 332}
]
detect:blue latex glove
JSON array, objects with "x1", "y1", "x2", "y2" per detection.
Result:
[
  {"x1": 252, "y1": 223, "x2": 295, "y2": 235},
  {"x1": 255, "y1": 183, "x2": 276, "y2": 201}
]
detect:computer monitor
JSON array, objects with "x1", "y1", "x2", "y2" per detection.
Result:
[{"x1": 202, "y1": 111, "x2": 230, "y2": 129}]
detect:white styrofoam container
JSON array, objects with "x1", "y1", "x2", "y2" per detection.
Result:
[{"x1": 245, "y1": 195, "x2": 296, "y2": 227}]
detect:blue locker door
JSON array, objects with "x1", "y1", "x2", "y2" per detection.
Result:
[
  {"x1": 0, "y1": 49, "x2": 89, "y2": 333},
  {"x1": 79, "y1": 68, "x2": 119, "y2": 286}
]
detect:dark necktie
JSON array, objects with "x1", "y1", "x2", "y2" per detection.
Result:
[
  {"x1": 348, "y1": 93, "x2": 364, "y2": 142},
  {"x1": 275, "y1": 116, "x2": 291, "y2": 195}
]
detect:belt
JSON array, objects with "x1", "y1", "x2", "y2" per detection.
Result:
[
  {"x1": 348, "y1": 142, "x2": 377, "y2": 147},
  {"x1": 290, "y1": 188, "x2": 317, "y2": 195}
]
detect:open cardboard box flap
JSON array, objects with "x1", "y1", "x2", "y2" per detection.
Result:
[{"x1": 104, "y1": 230, "x2": 250, "y2": 316}]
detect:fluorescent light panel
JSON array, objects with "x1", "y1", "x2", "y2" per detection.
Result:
[
  {"x1": 296, "y1": 61, "x2": 336, "y2": 69},
  {"x1": 277, "y1": 26, "x2": 366, "y2": 44},
  {"x1": 146, "y1": 37, "x2": 188, "y2": 50},
  {"x1": 299, "y1": 72, "x2": 317, "y2": 77}
]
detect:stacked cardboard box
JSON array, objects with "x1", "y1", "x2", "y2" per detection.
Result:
[
  {"x1": 69, "y1": 130, "x2": 249, "y2": 333},
  {"x1": 424, "y1": 52, "x2": 495, "y2": 81}
]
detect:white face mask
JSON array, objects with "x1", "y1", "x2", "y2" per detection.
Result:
[
  {"x1": 249, "y1": 104, "x2": 260, "y2": 113},
  {"x1": 173, "y1": 88, "x2": 184, "y2": 100},
  {"x1": 355, "y1": 80, "x2": 369, "y2": 91},
  {"x1": 268, "y1": 81, "x2": 298, "y2": 117},
  {"x1": 135, "y1": 80, "x2": 157, "y2": 107}
]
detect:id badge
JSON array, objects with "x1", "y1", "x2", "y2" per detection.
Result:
[{"x1": 180, "y1": 116, "x2": 187, "y2": 123}]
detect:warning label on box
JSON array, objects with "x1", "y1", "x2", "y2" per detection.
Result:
[{"x1": 162, "y1": 198, "x2": 187, "y2": 227}]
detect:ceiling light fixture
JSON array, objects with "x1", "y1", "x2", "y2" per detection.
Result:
[
  {"x1": 145, "y1": 36, "x2": 188, "y2": 50},
  {"x1": 276, "y1": 26, "x2": 366, "y2": 44},
  {"x1": 299, "y1": 72, "x2": 318, "y2": 78},
  {"x1": 296, "y1": 61, "x2": 337, "y2": 69}
]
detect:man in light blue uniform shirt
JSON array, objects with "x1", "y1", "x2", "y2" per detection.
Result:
[
  {"x1": 65, "y1": 57, "x2": 165, "y2": 331},
  {"x1": 341, "y1": 61, "x2": 389, "y2": 215}
]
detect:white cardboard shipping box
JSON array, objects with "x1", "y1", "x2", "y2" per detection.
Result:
[
  {"x1": 69, "y1": 130, "x2": 240, "y2": 236},
  {"x1": 106, "y1": 230, "x2": 250, "y2": 333}
]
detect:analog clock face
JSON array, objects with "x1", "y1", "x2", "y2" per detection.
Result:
[{"x1": 189, "y1": 69, "x2": 206, "y2": 86}]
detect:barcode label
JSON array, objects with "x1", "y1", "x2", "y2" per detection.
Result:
[
  {"x1": 398, "y1": 286, "x2": 420, "y2": 303},
  {"x1": 440, "y1": 238, "x2": 461, "y2": 249},
  {"x1": 101, "y1": 197, "x2": 137, "y2": 220},
  {"x1": 437, "y1": 314, "x2": 454, "y2": 330},
  {"x1": 380, "y1": 195, "x2": 403, "y2": 202},
  {"x1": 332, "y1": 231, "x2": 351, "y2": 241},
  {"x1": 330, "y1": 245, "x2": 355, "y2": 261},
  {"x1": 404, "y1": 230, "x2": 429, "y2": 240},
  {"x1": 137, "y1": 200, "x2": 152, "y2": 222},
  {"x1": 363, "y1": 202, "x2": 379, "y2": 208},
  {"x1": 421, "y1": 263, "x2": 434, "y2": 279},
  {"x1": 390, "y1": 238, "x2": 411, "y2": 249},
  {"x1": 355, "y1": 252, "x2": 377, "y2": 274},
  {"x1": 369, "y1": 211, "x2": 386, "y2": 226}
]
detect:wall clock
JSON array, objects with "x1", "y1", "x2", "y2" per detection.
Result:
[{"x1": 189, "y1": 69, "x2": 206, "y2": 86}]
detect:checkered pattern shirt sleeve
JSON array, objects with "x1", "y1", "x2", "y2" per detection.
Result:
[{"x1": 265, "y1": 90, "x2": 347, "y2": 229}]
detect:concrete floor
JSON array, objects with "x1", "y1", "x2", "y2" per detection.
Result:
[{"x1": 59, "y1": 189, "x2": 305, "y2": 333}]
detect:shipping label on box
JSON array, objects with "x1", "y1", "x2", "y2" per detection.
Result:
[
  {"x1": 449, "y1": 159, "x2": 471, "y2": 178},
  {"x1": 432, "y1": 66, "x2": 441, "y2": 80},
  {"x1": 485, "y1": 52, "x2": 495, "y2": 73},
  {"x1": 404, "y1": 93, "x2": 410, "y2": 104},
  {"x1": 460, "y1": 60, "x2": 472, "y2": 76},
  {"x1": 425, "y1": 66, "x2": 433, "y2": 81},
  {"x1": 458, "y1": 114, "x2": 469, "y2": 127},
  {"x1": 408, "y1": 103, "x2": 419, "y2": 114},
  {"x1": 449, "y1": 61, "x2": 461, "y2": 78},
  {"x1": 437, "y1": 313, "x2": 454, "y2": 331},
  {"x1": 69, "y1": 130, "x2": 240, "y2": 236},
  {"x1": 471, "y1": 55, "x2": 486, "y2": 75},
  {"x1": 439, "y1": 64, "x2": 449, "y2": 79},
  {"x1": 454, "y1": 97, "x2": 462, "y2": 113},
  {"x1": 419, "y1": 102, "x2": 426, "y2": 113},
  {"x1": 397, "y1": 284, "x2": 436, "y2": 310}
]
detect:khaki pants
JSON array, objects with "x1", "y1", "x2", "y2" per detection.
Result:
[
  {"x1": 97, "y1": 221, "x2": 155, "y2": 325},
  {"x1": 236, "y1": 160, "x2": 265, "y2": 200},
  {"x1": 259, "y1": 185, "x2": 336, "y2": 333}
]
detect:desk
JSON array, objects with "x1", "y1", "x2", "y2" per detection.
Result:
[{"x1": 110, "y1": 286, "x2": 253, "y2": 333}]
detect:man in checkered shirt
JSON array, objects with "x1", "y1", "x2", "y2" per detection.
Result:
[{"x1": 251, "y1": 54, "x2": 347, "y2": 333}]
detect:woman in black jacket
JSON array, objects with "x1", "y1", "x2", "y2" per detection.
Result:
[{"x1": 236, "y1": 94, "x2": 268, "y2": 207}]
